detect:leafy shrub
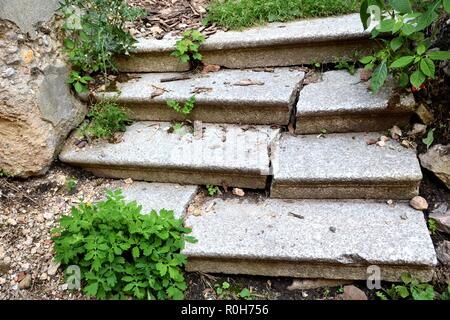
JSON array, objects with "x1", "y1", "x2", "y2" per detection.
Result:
[
  {"x1": 167, "y1": 96, "x2": 196, "y2": 117},
  {"x1": 52, "y1": 190, "x2": 197, "y2": 300},
  {"x1": 359, "y1": 0, "x2": 450, "y2": 93},
  {"x1": 171, "y1": 30, "x2": 205, "y2": 65},
  {"x1": 206, "y1": 185, "x2": 220, "y2": 196},
  {"x1": 59, "y1": 0, "x2": 145, "y2": 90},
  {"x1": 81, "y1": 100, "x2": 130, "y2": 140}
]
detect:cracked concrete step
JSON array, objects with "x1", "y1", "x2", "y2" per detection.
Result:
[
  {"x1": 117, "y1": 14, "x2": 373, "y2": 72},
  {"x1": 183, "y1": 197, "x2": 437, "y2": 282},
  {"x1": 296, "y1": 70, "x2": 415, "y2": 134},
  {"x1": 59, "y1": 122, "x2": 279, "y2": 189},
  {"x1": 271, "y1": 133, "x2": 423, "y2": 199},
  {"x1": 96, "y1": 68, "x2": 304, "y2": 125}
]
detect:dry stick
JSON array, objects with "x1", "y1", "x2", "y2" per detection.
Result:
[
  {"x1": 160, "y1": 74, "x2": 192, "y2": 83},
  {"x1": 0, "y1": 180, "x2": 39, "y2": 205}
]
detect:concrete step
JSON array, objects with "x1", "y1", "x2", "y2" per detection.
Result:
[
  {"x1": 117, "y1": 14, "x2": 373, "y2": 72},
  {"x1": 295, "y1": 70, "x2": 415, "y2": 134},
  {"x1": 59, "y1": 122, "x2": 279, "y2": 189},
  {"x1": 271, "y1": 133, "x2": 423, "y2": 199},
  {"x1": 96, "y1": 68, "x2": 304, "y2": 125},
  {"x1": 183, "y1": 197, "x2": 436, "y2": 282}
]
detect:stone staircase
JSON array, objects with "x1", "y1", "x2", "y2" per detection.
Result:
[{"x1": 60, "y1": 14, "x2": 437, "y2": 282}]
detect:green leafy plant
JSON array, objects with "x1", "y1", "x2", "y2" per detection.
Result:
[
  {"x1": 171, "y1": 30, "x2": 205, "y2": 65},
  {"x1": 52, "y1": 190, "x2": 196, "y2": 300},
  {"x1": 59, "y1": 0, "x2": 145, "y2": 91},
  {"x1": 67, "y1": 71, "x2": 93, "y2": 94},
  {"x1": 81, "y1": 100, "x2": 130, "y2": 140},
  {"x1": 441, "y1": 285, "x2": 450, "y2": 300},
  {"x1": 422, "y1": 128, "x2": 435, "y2": 149},
  {"x1": 206, "y1": 185, "x2": 220, "y2": 196},
  {"x1": 215, "y1": 281, "x2": 231, "y2": 298},
  {"x1": 378, "y1": 272, "x2": 435, "y2": 300},
  {"x1": 428, "y1": 218, "x2": 438, "y2": 234},
  {"x1": 359, "y1": 0, "x2": 450, "y2": 93},
  {"x1": 65, "y1": 177, "x2": 78, "y2": 193},
  {"x1": 167, "y1": 96, "x2": 196, "y2": 117}
]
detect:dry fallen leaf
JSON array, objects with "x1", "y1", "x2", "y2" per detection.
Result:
[
  {"x1": 150, "y1": 85, "x2": 168, "y2": 99},
  {"x1": 232, "y1": 188, "x2": 245, "y2": 197},
  {"x1": 366, "y1": 138, "x2": 378, "y2": 145},
  {"x1": 233, "y1": 79, "x2": 265, "y2": 86},
  {"x1": 124, "y1": 178, "x2": 133, "y2": 185},
  {"x1": 191, "y1": 87, "x2": 213, "y2": 94},
  {"x1": 360, "y1": 69, "x2": 373, "y2": 82},
  {"x1": 390, "y1": 125, "x2": 402, "y2": 140},
  {"x1": 201, "y1": 64, "x2": 221, "y2": 74}
]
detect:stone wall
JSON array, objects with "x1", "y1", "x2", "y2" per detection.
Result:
[{"x1": 0, "y1": 2, "x2": 86, "y2": 177}]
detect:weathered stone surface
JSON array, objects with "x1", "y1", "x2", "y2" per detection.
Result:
[
  {"x1": 0, "y1": 20, "x2": 86, "y2": 177},
  {"x1": 121, "y1": 182, "x2": 198, "y2": 219},
  {"x1": 183, "y1": 198, "x2": 436, "y2": 282},
  {"x1": 419, "y1": 144, "x2": 450, "y2": 190},
  {"x1": 429, "y1": 212, "x2": 450, "y2": 235},
  {"x1": 202, "y1": 14, "x2": 373, "y2": 69},
  {"x1": 296, "y1": 70, "x2": 415, "y2": 134},
  {"x1": 116, "y1": 37, "x2": 189, "y2": 72},
  {"x1": 98, "y1": 68, "x2": 304, "y2": 125},
  {"x1": 0, "y1": 0, "x2": 59, "y2": 36},
  {"x1": 118, "y1": 14, "x2": 373, "y2": 72},
  {"x1": 271, "y1": 133, "x2": 423, "y2": 199},
  {"x1": 60, "y1": 122, "x2": 279, "y2": 189}
]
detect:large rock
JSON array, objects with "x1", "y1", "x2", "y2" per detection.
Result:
[
  {"x1": 419, "y1": 144, "x2": 450, "y2": 190},
  {"x1": 0, "y1": 20, "x2": 86, "y2": 177},
  {"x1": 0, "y1": 0, "x2": 60, "y2": 37}
]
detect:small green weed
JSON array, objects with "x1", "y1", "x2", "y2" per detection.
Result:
[
  {"x1": 52, "y1": 190, "x2": 197, "y2": 300},
  {"x1": 336, "y1": 60, "x2": 357, "y2": 75},
  {"x1": 167, "y1": 96, "x2": 196, "y2": 117},
  {"x1": 171, "y1": 30, "x2": 205, "y2": 66},
  {"x1": 428, "y1": 219, "x2": 438, "y2": 235},
  {"x1": 422, "y1": 128, "x2": 435, "y2": 149},
  {"x1": 65, "y1": 177, "x2": 78, "y2": 193},
  {"x1": 206, "y1": 185, "x2": 220, "y2": 196},
  {"x1": 67, "y1": 71, "x2": 93, "y2": 94},
  {"x1": 81, "y1": 100, "x2": 130, "y2": 140}
]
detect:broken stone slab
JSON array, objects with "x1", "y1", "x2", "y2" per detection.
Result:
[
  {"x1": 295, "y1": 70, "x2": 415, "y2": 134},
  {"x1": 271, "y1": 133, "x2": 423, "y2": 199},
  {"x1": 117, "y1": 14, "x2": 373, "y2": 72},
  {"x1": 120, "y1": 181, "x2": 198, "y2": 219},
  {"x1": 59, "y1": 122, "x2": 279, "y2": 189},
  {"x1": 97, "y1": 68, "x2": 304, "y2": 125},
  {"x1": 419, "y1": 144, "x2": 450, "y2": 190},
  {"x1": 183, "y1": 197, "x2": 436, "y2": 282},
  {"x1": 436, "y1": 241, "x2": 450, "y2": 266},
  {"x1": 342, "y1": 285, "x2": 368, "y2": 300}
]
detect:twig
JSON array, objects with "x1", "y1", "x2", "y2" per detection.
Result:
[
  {"x1": 160, "y1": 74, "x2": 192, "y2": 83},
  {"x1": 0, "y1": 180, "x2": 39, "y2": 205}
]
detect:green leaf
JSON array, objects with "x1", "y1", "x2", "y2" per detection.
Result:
[
  {"x1": 222, "y1": 281, "x2": 230, "y2": 289},
  {"x1": 427, "y1": 51, "x2": 450, "y2": 61},
  {"x1": 416, "y1": 44, "x2": 427, "y2": 56},
  {"x1": 64, "y1": 38, "x2": 75, "y2": 50},
  {"x1": 378, "y1": 19, "x2": 395, "y2": 33},
  {"x1": 395, "y1": 285, "x2": 410, "y2": 298},
  {"x1": 420, "y1": 58, "x2": 435, "y2": 78},
  {"x1": 399, "y1": 72, "x2": 410, "y2": 87},
  {"x1": 390, "y1": 37, "x2": 404, "y2": 52},
  {"x1": 389, "y1": 0, "x2": 412, "y2": 13},
  {"x1": 370, "y1": 60, "x2": 388, "y2": 93},
  {"x1": 445, "y1": 0, "x2": 450, "y2": 14},
  {"x1": 84, "y1": 282, "x2": 99, "y2": 296},
  {"x1": 422, "y1": 129, "x2": 435, "y2": 149},
  {"x1": 401, "y1": 272, "x2": 412, "y2": 285},
  {"x1": 74, "y1": 81, "x2": 85, "y2": 93},
  {"x1": 410, "y1": 70, "x2": 426, "y2": 89},
  {"x1": 360, "y1": 56, "x2": 374, "y2": 64},
  {"x1": 131, "y1": 246, "x2": 140, "y2": 259},
  {"x1": 390, "y1": 56, "x2": 415, "y2": 68},
  {"x1": 412, "y1": 285, "x2": 435, "y2": 300},
  {"x1": 239, "y1": 288, "x2": 251, "y2": 299}
]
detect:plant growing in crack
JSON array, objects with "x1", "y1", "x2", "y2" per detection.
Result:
[
  {"x1": 171, "y1": 29, "x2": 205, "y2": 68},
  {"x1": 166, "y1": 96, "x2": 196, "y2": 117}
]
